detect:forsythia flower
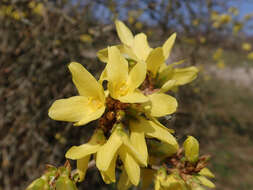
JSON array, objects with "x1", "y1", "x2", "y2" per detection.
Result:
[
  {"x1": 49, "y1": 62, "x2": 106, "y2": 126},
  {"x1": 65, "y1": 129, "x2": 106, "y2": 182},
  {"x1": 242, "y1": 43, "x2": 252, "y2": 51},
  {"x1": 101, "y1": 46, "x2": 148, "y2": 103},
  {"x1": 96, "y1": 124, "x2": 146, "y2": 185}
]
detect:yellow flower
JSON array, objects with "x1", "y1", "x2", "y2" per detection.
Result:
[
  {"x1": 212, "y1": 48, "x2": 223, "y2": 61},
  {"x1": 65, "y1": 129, "x2": 105, "y2": 182},
  {"x1": 101, "y1": 46, "x2": 148, "y2": 103},
  {"x1": 242, "y1": 43, "x2": 251, "y2": 51},
  {"x1": 248, "y1": 52, "x2": 253, "y2": 60},
  {"x1": 48, "y1": 62, "x2": 106, "y2": 126},
  {"x1": 129, "y1": 117, "x2": 178, "y2": 165},
  {"x1": 98, "y1": 20, "x2": 198, "y2": 117},
  {"x1": 96, "y1": 124, "x2": 146, "y2": 186},
  {"x1": 79, "y1": 34, "x2": 93, "y2": 43}
]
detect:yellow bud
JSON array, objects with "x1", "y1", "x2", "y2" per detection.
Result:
[{"x1": 183, "y1": 136, "x2": 199, "y2": 163}]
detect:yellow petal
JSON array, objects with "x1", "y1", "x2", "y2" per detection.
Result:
[
  {"x1": 146, "y1": 47, "x2": 165, "y2": 77},
  {"x1": 183, "y1": 136, "x2": 199, "y2": 163},
  {"x1": 98, "y1": 66, "x2": 108, "y2": 84},
  {"x1": 49, "y1": 96, "x2": 105, "y2": 126},
  {"x1": 119, "y1": 146, "x2": 140, "y2": 186},
  {"x1": 127, "y1": 61, "x2": 147, "y2": 92},
  {"x1": 107, "y1": 46, "x2": 128, "y2": 94},
  {"x1": 138, "y1": 117, "x2": 178, "y2": 150},
  {"x1": 172, "y1": 66, "x2": 199, "y2": 86},
  {"x1": 141, "y1": 169, "x2": 155, "y2": 190},
  {"x1": 120, "y1": 131, "x2": 147, "y2": 166},
  {"x1": 96, "y1": 129, "x2": 123, "y2": 171},
  {"x1": 132, "y1": 33, "x2": 152, "y2": 61},
  {"x1": 148, "y1": 93, "x2": 177, "y2": 117},
  {"x1": 199, "y1": 168, "x2": 215, "y2": 178},
  {"x1": 162, "y1": 33, "x2": 176, "y2": 60},
  {"x1": 68, "y1": 62, "x2": 105, "y2": 102},
  {"x1": 100, "y1": 153, "x2": 117, "y2": 184},
  {"x1": 118, "y1": 90, "x2": 148, "y2": 103},
  {"x1": 159, "y1": 80, "x2": 176, "y2": 93},
  {"x1": 65, "y1": 129, "x2": 105, "y2": 159},
  {"x1": 97, "y1": 48, "x2": 108, "y2": 63},
  {"x1": 129, "y1": 121, "x2": 148, "y2": 164},
  {"x1": 74, "y1": 106, "x2": 105, "y2": 126},
  {"x1": 115, "y1": 20, "x2": 134, "y2": 47},
  {"x1": 196, "y1": 176, "x2": 215, "y2": 188},
  {"x1": 117, "y1": 169, "x2": 132, "y2": 190},
  {"x1": 76, "y1": 155, "x2": 90, "y2": 182},
  {"x1": 149, "y1": 117, "x2": 175, "y2": 133}
]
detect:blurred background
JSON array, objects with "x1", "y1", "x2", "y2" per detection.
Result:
[{"x1": 1, "y1": 0, "x2": 253, "y2": 189}]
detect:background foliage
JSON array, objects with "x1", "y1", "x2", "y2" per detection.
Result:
[{"x1": 1, "y1": 0, "x2": 253, "y2": 189}]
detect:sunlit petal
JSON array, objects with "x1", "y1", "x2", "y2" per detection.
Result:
[
  {"x1": 118, "y1": 90, "x2": 148, "y2": 103},
  {"x1": 162, "y1": 33, "x2": 176, "y2": 60},
  {"x1": 76, "y1": 156, "x2": 90, "y2": 182},
  {"x1": 96, "y1": 129, "x2": 123, "y2": 171},
  {"x1": 115, "y1": 20, "x2": 134, "y2": 47},
  {"x1": 127, "y1": 61, "x2": 147, "y2": 92},
  {"x1": 68, "y1": 62, "x2": 105, "y2": 102},
  {"x1": 159, "y1": 80, "x2": 176, "y2": 93},
  {"x1": 146, "y1": 47, "x2": 164, "y2": 77},
  {"x1": 138, "y1": 117, "x2": 178, "y2": 150},
  {"x1": 107, "y1": 46, "x2": 128, "y2": 95},
  {"x1": 132, "y1": 33, "x2": 152, "y2": 61},
  {"x1": 148, "y1": 93, "x2": 177, "y2": 117},
  {"x1": 121, "y1": 131, "x2": 147, "y2": 166},
  {"x1": 129, "y1": 120, "x2": 148, "y2": 164},
  {"x1": 49, "y1": 96, "x2": 102, "y2": 125},
  {"x1": 65, "y1": 129, "x2": 105, "y2": 159},
  {"x1": 172, "y1": 66, "x2": 199, "y2": 85},
  {"x1": 119, "y1": 146, "x2": 140, "y2": 186},
  {"x1": 100, "y1": 154, "x2": 117, "y2": 184},
  {"x1": 74, "y1": 106, "x2": 105, "y2": 126}
]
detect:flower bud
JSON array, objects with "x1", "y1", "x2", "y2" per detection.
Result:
[
  {"x1": 55, "y1": 175, "x2": 78, "y2": 190},
  {"x1": 26, "y1": 176, "x2": 50, "y2": 190},
  {"x1": 183, "y1": 136, "x2": 199, "y2": 163}
]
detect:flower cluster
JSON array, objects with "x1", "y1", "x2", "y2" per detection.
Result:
[{"x1": 44, "y1": 20, "x2": 210, "y2": 189}]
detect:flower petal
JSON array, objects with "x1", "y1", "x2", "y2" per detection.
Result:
[
  {"x1": 132, "y1": 33, "x2": 152, "y2": 61},
  {"x1": 146, "y1": 47, "x2": 165, "y2": 77},
  {"x1": 196, "y1": 176, "x2": 215, "y2": 188},
  {"x1": 127, "y1": 61, "x2": 147, "y2": 92},
  {"x1": 74, "y1": 106, "x2": 105, "y2": 126},
  {"x1": 65, "y1": 129, "x2": 105, "y2": 160},
  {"x1": 100, "y1": 153, "x2": 117, "y2": 184},
  {"x1": 138, "y1": 117, "x2": 178, "y2": 150},
  {"x1": 96, "y1": 129, "x2": 123, "y2": 171},
  {"x1": 49, "y1": 96, "x2": 104, "y2": 125},
  {"x1": 148, "y1": 93, "x2": 177, "y2": 117},
  {"x1": 117, "y1": 169, "x2": 132, "y2": 190},
  {"x1": 107, "y1": 46, "x2": 129, "y2": 96},
  {"x1": 129, "y1": 120, "x2": 148, "y2": 164},
  {"x1": 68, "y1": 62, "x2": 105, "y2": 102},
  {"x1": 115, "y1": 20, "x2": 134, "y2": 47},
  {"x1": 172, "y1": 66, "x2": 199, "y2": 86},
  {"x1": 119, "y1": 146, "x2": 140, "y2": 186},
  {"x1": 97, "y1": 47, "x2": 108, "y2": 63},
  {"x1": 118, "y1": 90, "x2": 148, "y2": 103},
  {"x1": 120, "y1": 131, "x2": 147, "y2": 166},
  {"x1": 159, "y1": 80, "x2": 176, "y2": 93},
  {"x1": 76, "y1": 155, "x2": 90, "y2": 182},
  {"x1": 162, "y1": 33, "x2": 176, "y2": 60},
  {"x1": 199, "y1": 168, "x2": 215, "y2": 178}
]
